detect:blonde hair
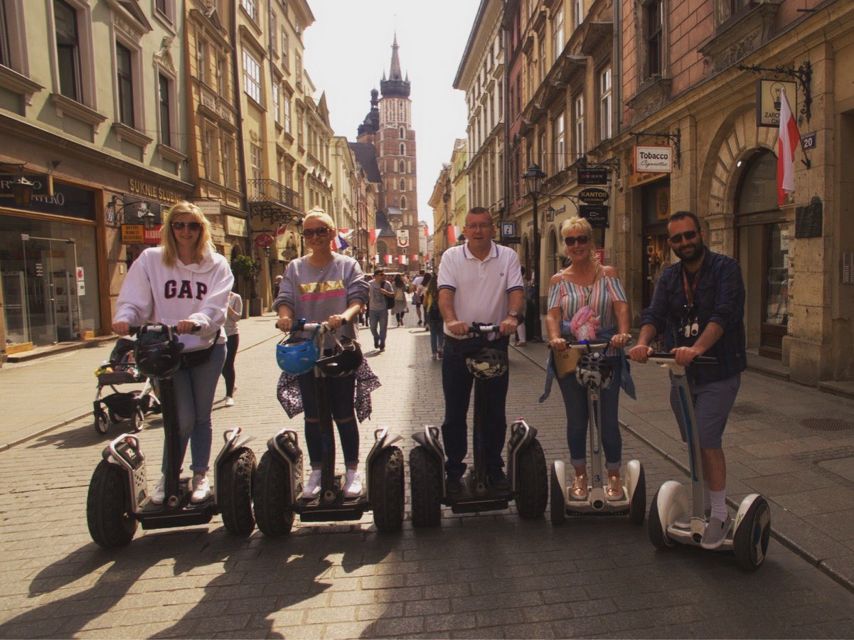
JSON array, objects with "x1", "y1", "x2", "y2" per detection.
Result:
[
  {"x1": 160, "y1": 201, "x2": 215, "y2": 266},
  {"x1": 560, "y1": 216, "x2": 599, "y2": 266},
  {"x1": 303, "y1": 207, "x2": 336, "y2": 233}
]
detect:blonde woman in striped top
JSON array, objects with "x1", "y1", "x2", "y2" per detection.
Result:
[{"x1": 545, "y1": 217, "x2": 632, "y2": 502}]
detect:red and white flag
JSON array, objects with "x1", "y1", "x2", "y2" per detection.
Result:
[
  {"x1": 384, "y1": 254, "x2": 393, "y2": 265},
  {"x1": 398, "y1": 254, "x2": 408, "y2": 266},
  {"x1": 446, "y1": 224, "x2": 459, "y2": 246},
  {"x1": 368, "y1": 229, "x2": 378, "y2": 245},
  {"x1": 410, "y1": 254, "x2": 418, "y2": 264},
  {"x1": 777, "y1": 89, "x2": 801, "y2": 206}
]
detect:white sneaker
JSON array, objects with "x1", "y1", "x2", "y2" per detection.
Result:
[
  {"x1": 224, "y1": 396, "x2": 235, "y2": 407},
  {"x1": 190, "y1": 473, "x2": 211, "y2": 503},
  {"x1": 302, "y1": 469, "x2": 322, "y2": 499},
  {"x1": 343, "y1": 469, "x2": 362, "y2": 498},
  {"x1": 150, "y1": 475, "x2": 165, "y2": 505}
]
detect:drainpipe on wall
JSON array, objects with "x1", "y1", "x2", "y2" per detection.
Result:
[{"x1": 501, "y1": 0, "x2": 516, "y2": 234}]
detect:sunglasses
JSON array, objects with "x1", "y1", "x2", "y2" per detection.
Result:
[
  {"x1": 669, "y1": 230, "x2": 698, "y2": 244},
  {"x1": 171, "y1": 221, "x2": 202, "y2": 231},
  {"x1": 303, "y1": 227, "x2": 331, "y2": 238},
  {"x1": 564, "y1": 235, "x2": 589, "y2": 246}
]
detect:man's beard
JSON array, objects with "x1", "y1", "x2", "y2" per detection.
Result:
[{"x1": 675, "y1": 241, "x2": 704, "y2": 264}]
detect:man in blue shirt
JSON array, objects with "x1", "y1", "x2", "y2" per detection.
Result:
[{"x1": 628, "y1": 211, "x2": 746, "y2": 549}]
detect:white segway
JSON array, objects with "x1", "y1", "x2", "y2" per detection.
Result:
[
  {"x1": 645, "y1": 353, "x2": 771, "y2": 570},
  {"x1": 550, "y1": 340, "x2": 646, "y2": 525}
]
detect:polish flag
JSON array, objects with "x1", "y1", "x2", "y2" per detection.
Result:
[
  {"x1": 384, "y1": 254, "x2": 393, "y2": 265},
  {"x1": 410, "y1": 254, "x2": 418, "y2": 264},
  {"x1": 777, "y1": 89, "x2": 801, "y2": 206},
  {"x1": 399, "y1": 254, "x2": 408, "y2": 266},
  {"x1": 368, "y1": 229, "x2": 378, "y2": 245}
]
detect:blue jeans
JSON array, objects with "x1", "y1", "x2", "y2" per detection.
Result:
[
  {"x1": 297, "y1": 372, "x2": 359, "y2": 467},
  {"x1": 556, "y1": 356, "x2": 622, "y2": 469},
  {"x1": 429, "y1": 320, "x2": 445, "y2": 354},
  {"x1": 166, "y1": 342, "x2": 227, "y2": 474},
  {"x1": 368, "y1": 309, "x2": 388, "y2": 349},
  {"x1": 441, "y1": 336, "x2": 509, "y2": 479}
]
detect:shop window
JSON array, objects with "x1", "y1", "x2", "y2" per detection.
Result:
[{"x1": 115, "y1": 42, "x2": 134, "y2": 127}]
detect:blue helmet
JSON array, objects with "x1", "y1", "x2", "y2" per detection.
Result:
[{"x1": 276, "y1": 336, "x2": 319, "y2": 375}]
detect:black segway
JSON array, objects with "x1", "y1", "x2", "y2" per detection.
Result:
[
  {"x1": 253, "y1": 320, "x2": 405, "y2": 535},
  {"x1": 550, "y1": 340, "x2": 646, "y2": 525},
  {"x1": 86, "y1": 324, "x2": 256, "y2": 549},
  {"x1": 409, "y1": 323, "x2": 548, "y2": 527},
  {"x1": 644, "y1": 353, "x2": 771, "y2": 570}
]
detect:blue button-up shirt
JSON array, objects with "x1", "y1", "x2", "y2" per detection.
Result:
[{"x1": 640, "y1": 249, "x2": 747, "y2": 383}]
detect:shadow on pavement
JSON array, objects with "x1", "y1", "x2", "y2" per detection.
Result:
[{"x1": 26, "y1": 414, "x2": 164, "y2": 450}]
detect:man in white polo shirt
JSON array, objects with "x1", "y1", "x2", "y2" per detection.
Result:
[{"x1": 437, "y1": 207, "x2": 525, "y2": 494}]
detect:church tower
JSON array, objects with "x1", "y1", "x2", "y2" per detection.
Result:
[{"x1": 369, "y1": 35, "x2": 419, "y2": 271}]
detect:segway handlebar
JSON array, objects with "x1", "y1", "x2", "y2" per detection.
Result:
[
  {"x1": 291, "y1": 318, "x2": 349, "y2": 335},
  {"x1": 126, "y1": 323, "x2": 200, "y2": 336},
  {"x1": 560, "y1": 339, "x2": 611, "y2": 352},
  {"x1": 647, "y1": 353, "x2": 717, "y2": 365},
  {"x1": 468, "y1": 322, "x2": 501, "y2": 335}
]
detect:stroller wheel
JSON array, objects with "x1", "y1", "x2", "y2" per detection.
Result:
[
  {"x1": 93, "y1": 410, "x2": 110, "y2": 435},
  {"x1": 130, "y1": 408, "x2": 145, "y2": 433}
]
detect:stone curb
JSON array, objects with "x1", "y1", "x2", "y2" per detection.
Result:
[{"x1": 510, "y1": 342, "x2": 854, "y2": 594}]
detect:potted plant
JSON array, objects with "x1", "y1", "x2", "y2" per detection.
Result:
[{"x1": 231, "y1": 254, "x2": 262, "y2": 316}]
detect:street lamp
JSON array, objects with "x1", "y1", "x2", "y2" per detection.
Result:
[{"x1": 523, "y1": 163, "x2": 546, "y2": 341}]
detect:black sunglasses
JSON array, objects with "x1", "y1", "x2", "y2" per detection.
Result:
[
  {"x1": 669, "y1": 230, "x2": 698, "y2": 244},
  {"x1": 171, "y1": 221, "x2": 201, "y2": 231},
  {"x1": 564, "y1": 235, "x2": 589, "y2": 246},
  {"x1": 303, "y1": 227, "x2": 331, "y2": 238}
]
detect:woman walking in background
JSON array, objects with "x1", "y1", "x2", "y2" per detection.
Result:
[
  {"x1": 392, "y1": 274, "x2": 409, "y2": 327},
  {"x1": 221, "y1": 289, "x2": 242, "y2": 407},
  {"x1": 422, "y1": 273, "x2": 444, "y2": 360}
]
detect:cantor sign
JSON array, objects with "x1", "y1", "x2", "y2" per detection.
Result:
[{"x1": 635, "y1": 146, "x2": 673, "y2": 173}]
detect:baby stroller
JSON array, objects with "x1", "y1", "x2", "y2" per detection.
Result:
[{"x1": 92, "y1": 337, "x2": 160, "y2": 435}]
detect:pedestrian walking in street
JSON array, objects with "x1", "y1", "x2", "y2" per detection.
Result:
[
  {"x1": 514, "y1": 266, "x2": 528, "y2": 347},
  {"x1": 411, "y1": 269, "x2": 426, "y2": 326},
  {"x1": 274, "y1": 208, "x2": 370, "y2": 499},
  {"x1": 544, "y1": 216, "x2": 633, "y2": 502},
  {"x1": 368, "y1": 269, "x2": 394, "y2": 351},
  {"x1": 422, "y1": 273, "x2": 444, "y2": 359},
  {"x1": 112, "y1": 201, "x2": 233, "y2": 505},
  {"x1": 437, "y1": 207, "x2": 525, "y2": 493},
  {"x1": 628, "y1": 210, "x2": 746, "y2": 549},
  {"x1": 221, "y1": 289, "x2": 242, "y2": 407},
  {"x1": 392, "y1": 274, "x2": 409, "y2": 326}
]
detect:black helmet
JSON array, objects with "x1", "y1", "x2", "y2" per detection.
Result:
[
  {"x1": 134, "y1": 324, "x2": 184, "y2": 378},
  {"x1": 465, "y1": 347, "x2": 508, "y2": 380},
  {"x1": 315, "y1": 336, "x2": 363, "y2": 377}
]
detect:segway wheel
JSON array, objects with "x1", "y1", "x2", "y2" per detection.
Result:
[
  {"x1": 550, "y1": 465, "x2": 566, "y2": 525},
  {"x1": 253, "y1": 451, "x2": 295, "y2": 537},
  {"x1": 219, "y1": 448, "x2": 257, "y2": 537},
  {"x1": 629, "y1": 465, "x2": 646, "y2": 526},
  {"x1": 93, "y1": 410, "x2": 109, "y2": 435},
  {"x1": 370, "y1": 446, "x2": 405, "y2": 533},
  {"x1": 86, "y1": 460, "x2": 136, "y2": 548},
  {"x1": 409, "y1": 446, "x2": 442, "y2": 528},
  {"x1": 515, "y1": 440, "x2": 548, "y2": 520},
  {"x1": 734, "y1": 496, "x2": 771, "y2": 571},
  {"x1": 647, "y1": 488, "x2": 675, "y2": 549}
]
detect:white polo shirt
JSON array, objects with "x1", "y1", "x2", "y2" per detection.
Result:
[{"x1": 437, "y1": 241, "x2": 524, "y2": 336}]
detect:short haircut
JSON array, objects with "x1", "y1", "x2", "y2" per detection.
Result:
[
  {"x1": 468, "y1": 206, "x2": 491, "y2": 218},
  {"x1": 669, "y1": 210, "x2": 702, "y2": 232},
  {"x1": 373, "y1": 268, "x2": 384, "y2": 276}
]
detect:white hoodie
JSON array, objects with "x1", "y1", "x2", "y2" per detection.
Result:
[{"x1": 113, "y1": 246, "x2": 233, "y2": 352}]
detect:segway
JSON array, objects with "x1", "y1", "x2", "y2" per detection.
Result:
[
  {"x1": 253, "y1": 320, "x2": 405, "y2": 535},
  {"x1": 644, "y1": 353, "x2": 771, "y2": 570},
  {"x1": 550, "y1": 340, "x2": 646, "y2": 525},
  {"x1": 86, "y1": 324, "x2": 256, "y2": 549},
  {"x1": 409, "y1": 323, "x2": 548, "y2": 527}
]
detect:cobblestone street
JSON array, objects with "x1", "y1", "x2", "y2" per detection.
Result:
[{"x1": 0, "y1": 316, "x2": 852, "y2": 638}]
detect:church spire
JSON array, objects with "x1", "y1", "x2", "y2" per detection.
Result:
[
  {"x1": 380, "y1": 34, "x2": 410, "y2": 98},
  {"x1": 389, "y1": 32, "x2": 402, "y2": 81}
]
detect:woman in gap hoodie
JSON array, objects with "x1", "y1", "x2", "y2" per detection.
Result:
[{"x1": 112, "y1": 201, "x2": 233, "y2": 505}]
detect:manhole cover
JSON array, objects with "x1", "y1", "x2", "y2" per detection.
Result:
[
  {"x1": 732, "y1": 403, "x2": 762, "y2": 416},
  {"x1": 800, "y1": 418, "x2": 854, "y2": 432}
]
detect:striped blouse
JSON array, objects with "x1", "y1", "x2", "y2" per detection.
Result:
[{"x1": 547, "y1": 272, "x2": 627, "y2": 332}]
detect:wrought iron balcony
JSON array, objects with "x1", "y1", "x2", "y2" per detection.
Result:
[{"x1": 247, "y1": 178, "x2": 302, "y2": 224}]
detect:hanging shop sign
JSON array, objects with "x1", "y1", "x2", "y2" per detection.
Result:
[
  {"x1": 756, "y1": 79, "x2": 798, "y2": 128},
  {"x1": 578, "y1": 188, "x2": 610, "y2": 204},
  {"x1": 635, "y1": 146, "x2": 673, "y2": 173},
  {"x1": 121, "y1": 224, "x2": 145, "y2": 244},
  {"x1": 254, "y1": 233, "x2": 275, "y2": 249},
  {"x1": 579, "y1": 204, "x2": 609, "y2": 228},
  {"x1": 577, "y1": 167, "x2": 609, "y2": 185}
]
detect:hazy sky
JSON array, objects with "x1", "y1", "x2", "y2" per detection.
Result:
[{"x1": 303, "y1": 1, "x2": 480, "y2": 233}]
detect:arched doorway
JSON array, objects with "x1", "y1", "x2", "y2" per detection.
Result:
[{"x1": 735, "y1": 149, "x2": 789, "y2": 358}]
